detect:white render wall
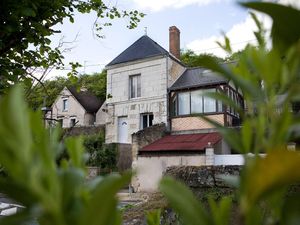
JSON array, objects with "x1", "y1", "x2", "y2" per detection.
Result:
[
  {"x1": 95, "y1": 100, "x2": 108, "y2": 126},
  {"x1": 105, "y1": 57, "x2": 167, "y2": 143},
  {"x1": 132, "y1": 155, "x2": 206, "y2": 192},
  {"x1": 105, "y1": 56, "x2": 185, "y2": 144},
  {"x1": 51, "y1": 88, "x2": 87, "y2": 128},
  {"x1": 107, "y1": 57, "x2": 168, "y2": 103}
]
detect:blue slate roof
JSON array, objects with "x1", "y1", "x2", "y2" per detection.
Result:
[
  {"x1": 169, "y1": 67, "x2": 228, "y2": 91},
  {"x1": 106, "y1": 35, "x2": 169, "y2": 66}
]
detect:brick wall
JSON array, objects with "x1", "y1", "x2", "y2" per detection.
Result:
[{"x1": 171, "y1": 115, "x2": 224, "y2": 131}]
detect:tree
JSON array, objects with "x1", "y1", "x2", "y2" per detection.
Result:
[
  {"x1": 180, "y1": 50, "x2": 225, "y2": 67},
  {"x1": 77, "y1": 70, "x2": 107, "y2": 100},
  {"x1": 0, "y1": 0, "x2": 144, "y2": 94},
  {"x1": 25, "y1": 76, "x2": 70, "y2": 110}
]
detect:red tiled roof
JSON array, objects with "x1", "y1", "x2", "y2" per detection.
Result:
[{"x1": 140, "y1": 132, "x2": 222, "y2": 152}]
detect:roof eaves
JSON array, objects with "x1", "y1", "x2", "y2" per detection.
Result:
[{"x1": 169, "y1": 80, "x2": 229, "y2": 92}]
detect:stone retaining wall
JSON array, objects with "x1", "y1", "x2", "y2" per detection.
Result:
[
  {"x1": 63, "y1": 125, "x2": 105, "y2": 137},
  {"x1": 165, "y1": 165, "x2": 242, "y2": 188}
]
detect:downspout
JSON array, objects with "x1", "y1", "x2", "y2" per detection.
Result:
[{"x1": 165, "y1": 55, "x2": 171, "y2": 132}]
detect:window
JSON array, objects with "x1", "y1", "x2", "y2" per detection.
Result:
[
  {"x1": 141, "y1": 113, "x2": 154, "y2": 129},
  {"x1": 203, "y1": 89, "x2": 216, "y2": 113},
  {"x1": 178, "y1": 92, "x2": 190, "y2": 115},
  {"x1": 171, "y1": 94, "x2": 177, "y2": 117},
  {"x1": 70, "y1": 118, "x2": 76, "y2": 127},
  {"x1": 191, "y1": 90, "x2": 203, "y2": 113},
  {"x1": 62, "y1": 99, "x2": 68, "y2": 111},
  {"x1": 173, "y1": 88, "x2": 226, "y2": 116},
  {"x1": 129, "y1": 75, "x2": 141, "y2": 98}
]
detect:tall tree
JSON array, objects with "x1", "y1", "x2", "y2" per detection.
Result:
[
  {"x1": 180, "y1": 50, "x2": 225, "y2": 67},
  {"x1": 0, "y1": 0, "x2": 144, "y2": 94}
]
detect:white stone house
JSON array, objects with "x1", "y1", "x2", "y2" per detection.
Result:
[
  {"x1": 102, "y1": 26, "x2": 245, "y2": 191},
  {"x1": 104, "y1": 26, "x2": 185, "y2": 144},
  {"x1": 50, "y1": 86, "x2": 103, "y2": 128}
]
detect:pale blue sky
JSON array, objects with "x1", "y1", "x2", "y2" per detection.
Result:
[{"x1": 47, "y1": 0, "x2": 278, "y2": 78}]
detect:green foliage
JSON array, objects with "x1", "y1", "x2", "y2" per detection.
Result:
[
  {"x1": 83, "y1": 132, "x2": 117, "y2": 170},
  {"x1": 159, "y1": 2, "x2": 300, "y2": 225},
  {"x1": 146, "y1": 209, "x2": 161, "y2": 225},
  {"x1": 180, "y1": 50, "x2": 225, "y2": 67},
  {"x1": 78, "y1": 70, "x2": 107, "y2": 100},
  {"x1": 160, "y1": 177, "x2": 211, "y2": 225},
  {"x1": 0, "y1": 0, "x2": 144, "y2": 94},
  {"x1": 0, "y1": 85, "x2": 131, "y2": 225},
  {"x1": 26, "y1": 76, "x2": 70, "y2": 110}
]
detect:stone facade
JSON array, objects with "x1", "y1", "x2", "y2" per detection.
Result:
[
  {"x1": 105, "y1": 56, "x2": 184, "y2": 144},
  {"x1": 51, "y1": 87, "x2": 95, "y2": 128},
  {"x1": 63, "y1": 125, "x2": 105, "y2": 137},
  {"x1": 131, "y1": 123, "x2": 167, "y2": 161}
]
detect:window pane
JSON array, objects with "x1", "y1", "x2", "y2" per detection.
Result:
[
  {"x1": 130, "y1": 75, "x2": 141, "y2": 98},
  {"x1": 191, "y1": 90, "x2": 203, "y2": 113},
  {"x1": 63, "y1": 99, "x2": 68, "y2": 111},
  {"x1": 149, "y1": 114, "x2": 153, "y2": 126},
  {"x1": 217, "y1": 89, "x2": 223, "y2": 112},
  {"x1": 137, "y1": 75, "x2": 141, "y2": 97},
  {"x1": 131, "y1": 77, "x2": 136, "y2": 98},
  {"x1": 178, "y1": 92, "x2": 190, "y2": 115},
  {"x1": 217, "y1": 100, "x2": 223, "y2": 112},
  {"x1": 142, "y1": 115, "x2": 147, "y2": 128},
  {"x1": 203, "y1": 89, "x2": 216, "y2": 113},
  {"x1": 171, "y1": 95, "x2": 177, "y2": 116}
]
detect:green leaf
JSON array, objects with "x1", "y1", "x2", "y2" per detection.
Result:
[
  {"x1": 160, "y1": 177, "x2": 211, "y2": 225},
  {"x1": 21, "y1": 7, "x2": 36, "y2": 17},
  {"x1": 281, "y1": 193, "x2": 300, "y2": 225},
  {"x1": 242, "y1": 2, "x2": 300, "y2": 52},
  {"x1": 80, "y1": 172, "x2": 132, "y2": 225},
  {"x1": 240, "y1": 150, "x2": 300, "y2": 213},
  {"x1": 208, "y1": 197, "x2": 232, "y2": 225},
  {"x1": 65, "y1": 137, "x2": 86, "y2": 169},
  {"x1": 146, "y1": 209, "x2": 161, "y2": 225},
  {"x1": 197, "y1": 55, "x2": 264, "y2": 100}
]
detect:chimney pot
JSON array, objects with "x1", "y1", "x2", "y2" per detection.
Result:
[{"x1": 169, "y1": 26, "x2": 180, "y2": 59}]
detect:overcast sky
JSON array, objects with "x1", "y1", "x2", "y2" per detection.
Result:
[{"x1": 47, "y1": 0, "x2": 299, "y2": 79}]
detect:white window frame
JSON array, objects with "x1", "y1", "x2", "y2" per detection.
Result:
[
  {"x1": 140, "y1": 113, "x2": 154, "y2": 129},
  {"x1": 62, "y1": 98, "x2": 68, "y2": 111}
]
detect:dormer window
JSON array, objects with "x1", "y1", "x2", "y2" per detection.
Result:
[
  {"x1": 62, "y1": 99, "x2": 68, "y2": 111},
  {"x1": 129, "y1": 75, "x2": 141, "y2": 99}
]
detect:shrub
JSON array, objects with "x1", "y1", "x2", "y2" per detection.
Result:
[{"x1": 83, "y1": 132, "x2": 117, "y2": 171}]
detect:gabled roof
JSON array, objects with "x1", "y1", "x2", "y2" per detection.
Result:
[
  {"x1": 106, "y1": 35, "x2": 169, "y2": 66},
  {"x1": 67, "y1": 87, "x2": 104, "y2": 113},
  {"x1": 140, "y1": 132, "x2": 221, "y2": 153},
  {"x1": 169, "y1": 67, "x2": 228, "y2": 91}
]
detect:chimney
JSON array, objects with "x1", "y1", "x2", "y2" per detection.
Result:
[{"x1": 169, "y1": 26, "x2": 180, "y2": 59}]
